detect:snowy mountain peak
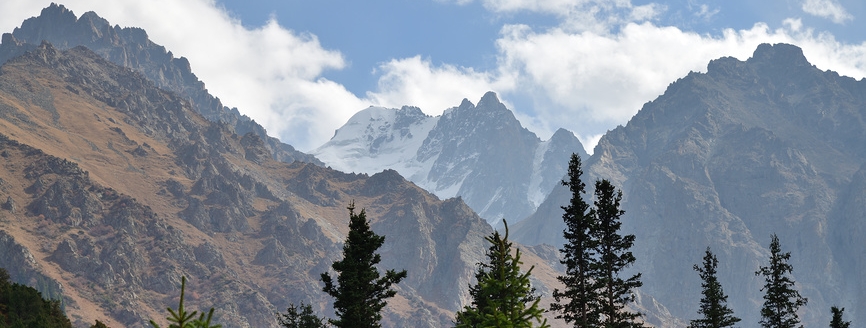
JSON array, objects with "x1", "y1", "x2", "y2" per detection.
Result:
[
  {"x1": 314, "y1": 92, "x2": 585, "y2": 224},
  {"x1": 312, "y1": 106, "x2": 435, "y2": 174}
]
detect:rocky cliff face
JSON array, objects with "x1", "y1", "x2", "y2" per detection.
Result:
[
  {"x1": 314, "y1": 92, "x2": 588, "y2": 224},
  {"x1": 0, "y1": 3, "x2": 321, "y2": 165},
  {"x1": 513, "y1": 43, "x2": 866, "y2": 326}
]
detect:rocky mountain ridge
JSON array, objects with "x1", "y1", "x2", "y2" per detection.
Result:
[
  {"x1": 8, "y1": 4, "x2": 856, "y2": 328},
  {"x1": 313, "y1": 92, "x2": 587, "y2": 224},
  {"x1": 513, "y1": 43, "x2": 866, "y2": 326},
  {"x1": 0, "y1": 3, "x2": 321, "y2": 166}
]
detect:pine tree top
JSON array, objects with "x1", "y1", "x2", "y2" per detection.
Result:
[
  {"x1": 689, "y1": 247, "x2": 740, "y2": 328},
  {"x1": 321, "y1": 202, "x2": 407, "y2": 328},
  {"x1": 455, "y1": 221, "x2": 549, "y2": 328},
  {"x1": 755, "y1": 234, "x2": 807, "y2": 328}
]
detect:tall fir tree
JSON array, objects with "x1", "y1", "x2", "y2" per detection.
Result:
[
  {"x1": 454, "y1": 221, "x2": 549, "y2": 328},
  {"x1": 550, "y1": 153, "x2": 601, "y2": 327},
  {"x1": 755, "y1": 234, "x2": 807, "y2": 328},
  {"x1": 592, "y1": 179, "x2": 644, "y2": 328},
  {"x1": 689, "y1": 247, "x2": 740, "y2": 328},
  {"x1": 321, "y1": 202, "x2": 407, "y2": 328},
  {"x1": 829, "y1": 306, "x2": 850, "y2": 328}
]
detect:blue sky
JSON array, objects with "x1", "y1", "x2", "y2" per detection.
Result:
[
  {"x1": 217, "y1": 0, "x2": 527, "y2": 93},
  {"x1": 2, "y1": 0, "x2": 866, "y2": 153},
  {"x1": 219, "y1": 0, "x2": 866, "y2": 96}
]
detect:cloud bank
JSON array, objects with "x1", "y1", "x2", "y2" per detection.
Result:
[{"x1": 2, "y1": 0, "x2": 866, "y2": 154}]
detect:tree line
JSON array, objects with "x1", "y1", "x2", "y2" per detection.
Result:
[{"x1": 2, "y1": 153, "x2": 854, "y2": 327}]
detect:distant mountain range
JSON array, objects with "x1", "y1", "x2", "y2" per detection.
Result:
[
  {"x1": 2, "y1": 4, "x2": 865, "y2": 328},
  {"x1": 514, "y1": 43, "x2": 866, "y2": 326},
  {"x1": 313, "y1": 92, "x2": 587, "y2": 224}
]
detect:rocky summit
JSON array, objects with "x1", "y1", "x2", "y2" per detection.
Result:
[{"x1": 514, "y1": 43, "x2": 866, "y2": 326}]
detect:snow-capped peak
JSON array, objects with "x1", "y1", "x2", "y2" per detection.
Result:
[
  {"x1": 313, "y1": 92, "x2": 585, "y2": 225},
  {"x1": 312, "y1": 106, "x2": 435, "y2": 175}
]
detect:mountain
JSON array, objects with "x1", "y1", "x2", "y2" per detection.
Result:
[
  {"x1": 0, "y1": 3, "x2": 321, "y2": 166},
  {"x1": 0, "y1": 41, "x2": 513, "y2": 327},
  {"x1": 313, "y1": 92, "x2": 588, "y2": 224},
  {"x1": 513, "y1": 43, "x2": 866, "y2": 326},
  {"x1": 0, "y1": 18, "x2": 683, "y2": 327}
]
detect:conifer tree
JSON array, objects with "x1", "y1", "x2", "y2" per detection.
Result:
[
  {"x1": 829, "y1": 306, "x2": 850, "y2": 328},
  {"x1": 320, "y1": 202, "x2": 407, "y2": 328},
  {"x1": 454, "y1": 221, "x2": 549, "y2": 328},
  {"x1": 755, "y1": 234, "x2": 807, "y2": 328},
  {"x1": 592, "y1": 179, "x2": 643, "y2": 328},
  {"x1": 278, "y1": 303, "x2": 328, "y2": 328},
  {"x1": 689, "y1": 247, "x2": 740, "y2": 328},
  {"x1": 550, "y1": 153, "x2": 600, "y2": 327},
  {"x1": 150, "y1": 276, "x2": 221, "y2": 328}
]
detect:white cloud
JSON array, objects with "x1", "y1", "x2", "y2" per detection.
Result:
[
  {"x1": 365, "y1": 56, "x2": 516, "y2": 115},
  {"x1": 693, "y1": 3, "x2": 720, "y2": 21},
  {"x1": 801, "y1": 0, "x2": 853, "y2": 24},
  {"x1": 484, "y1": 0, "x2": 665, "y2": 35},
  {"x1": 434, "y1": 0, "x2": 664, "y2": 35},
  {"x1": 631, "y1": 3, "x2": 665, "y2": 21},
  {"x1": 784, "y1": 17, "x2": 804, "y2": 32},
  {"x1": 579, "y1": 134, "x2": 604, "y2": 155}
]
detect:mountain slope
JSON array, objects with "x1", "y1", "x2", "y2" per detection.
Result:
[
  {"x1": 314, "y1": 92, "x2": 587, "y2": 224},
  {"x1": 0, "y1": 3, "x2": 320, "y2": 165},
  {"x1": 0, "y1": 42, "x2": 512, "y2": 328},
  {"x1": 513, "y1": 43, "x2": 866, "y2": 326}
]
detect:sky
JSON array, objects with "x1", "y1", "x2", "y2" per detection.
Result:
[{"x1": 2, "y1": 0, "x2": 866, "y2": 154}]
